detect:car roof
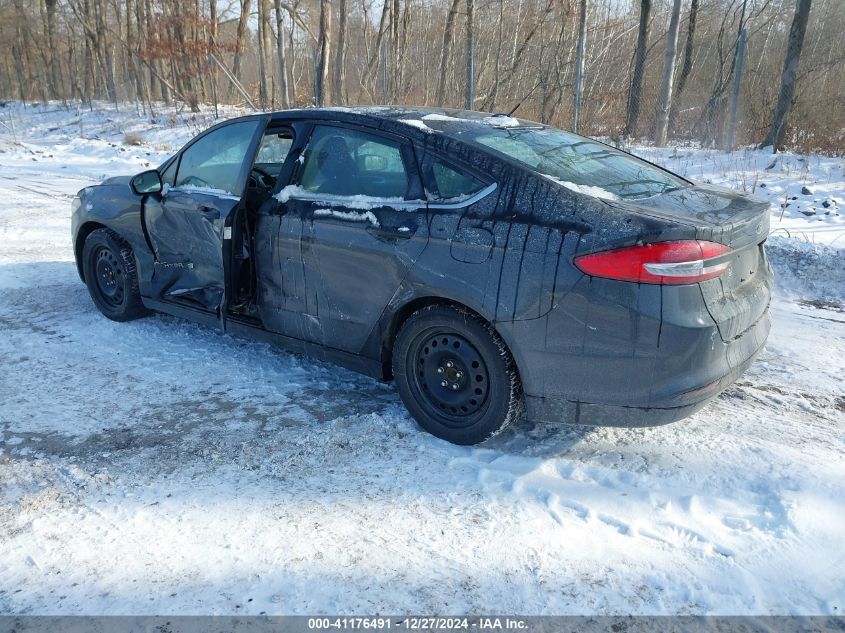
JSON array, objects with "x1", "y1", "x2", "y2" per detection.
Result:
[{"x1": 266, "y1": 106, "x2": 546, "y2": 140}]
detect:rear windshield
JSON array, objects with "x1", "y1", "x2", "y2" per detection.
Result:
[{"x1": 464, "y1": 127, "x2": 688, "y2": 200}]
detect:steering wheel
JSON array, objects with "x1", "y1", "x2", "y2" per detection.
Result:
[{"x1": 249, "y1": 167, "x2": 275, "y2": 190}]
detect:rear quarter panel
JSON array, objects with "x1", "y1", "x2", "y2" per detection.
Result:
[{"x1": 382, "y1": 130, "x2": 705, "y2": 400}]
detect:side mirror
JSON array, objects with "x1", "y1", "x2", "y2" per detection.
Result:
[{"x1": 131, "y1": 169, "x2": 162, "y2": 195}]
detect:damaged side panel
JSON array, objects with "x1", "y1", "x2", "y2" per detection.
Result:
[
  {"x1": 143, "y1": 190, "x2": 236, "y2": 310},
  {"x1": 141, "y1": 117, "x2": 268, "y2": 313}
]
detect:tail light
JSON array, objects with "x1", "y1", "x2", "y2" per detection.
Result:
[{"x1": 574, "y1": 240, "x2": 731, "y2": 285}]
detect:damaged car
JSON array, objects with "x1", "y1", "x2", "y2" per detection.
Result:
[{"x1": 72, "y1": 107, "x2": 772, "y2": 445}]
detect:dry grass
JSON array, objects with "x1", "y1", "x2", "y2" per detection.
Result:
[{"x1": 122, "y1": 132, "x2": 145, "y2": 146}]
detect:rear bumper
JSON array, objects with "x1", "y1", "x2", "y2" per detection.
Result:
[
  {"x1": 523, "y1": 313, "x2": 769, "y2": 426},
  {"x1": 498, "y1": 268, "x2": 772, "y2": 428}
]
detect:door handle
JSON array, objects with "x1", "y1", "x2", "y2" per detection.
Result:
[{"x1": 367, "y1": 225, "x2": 414, "y2": 240}]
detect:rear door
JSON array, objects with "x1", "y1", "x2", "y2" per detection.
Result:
[
  {"x1": 144, "y1": 118, "x2": 265, "y2": 315},
  {"x1": 278, "y1": 124, "x2": 429, "y2": 353}
]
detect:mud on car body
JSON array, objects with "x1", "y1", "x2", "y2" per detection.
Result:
[{"x1": 71, "y1": 107, "x2": 772, "y2": 445}]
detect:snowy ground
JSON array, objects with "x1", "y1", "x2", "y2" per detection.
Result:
[{"x1": 0, "y1": 102, "x2": 843, "y2": 616}]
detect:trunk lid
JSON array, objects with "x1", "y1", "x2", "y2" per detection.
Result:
[
  {"x1": 615, "y1": 183, "x2": 773, "y2": 343},
  {"x1": 619, "y1": 183, "x2": 770, "y2": 249}
]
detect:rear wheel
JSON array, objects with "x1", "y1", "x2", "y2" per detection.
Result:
[
  {"x1": 392, "y1": 304, "x2": 524, "y2": 445},
  {"x1": 82, "y1": 228, "x2": 147, "y2": 322}
]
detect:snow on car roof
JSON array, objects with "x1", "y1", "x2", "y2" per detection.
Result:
[{"x1": 269, "y1": 106, "x2": 543, "y2": 135}]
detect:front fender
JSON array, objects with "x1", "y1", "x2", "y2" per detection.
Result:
[{"x1": 72, "y1": 182, "x2": 151, "y2": 290}]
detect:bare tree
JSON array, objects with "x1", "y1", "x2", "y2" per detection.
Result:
[
  {"x1": 390, "y1": 0, "x2": 400, "y2": 99},
  {"x1": 257, "y1": 0, "x2": 274, "y2": 107},
  {"x1": 44, "y1": 0, "x2": 63, "y2": 98},
  {"x1": 2, "y1": 0, "x2": 844, "y2": 153},
  {"x1": 435, "y1": 0, "x2": 461, "y2": 106},
  {"x1": 466, "y1": 0, "x2": 475, "y2": 109},
  {"x1": 762, "y1": 0, "x2": 813, "y2": 149},
  {"x1": 231, "y1": 0, "x2": 252, "y2": 94},
  {"x1": 668, "y1": 0, "x2": 698, "y2": 134},
  {"x1": 315, "y1": 0, "x2": 332, "y2": 105},
  {"x1": 274, "y1": 0, "x2": 291, "y2": 108},
  {"x1": 334, "y1": 0, "x2": 348, "y2": 104},
  {"x1": 654, "y1": 0, "x2": 683, "y2": 146},
  {"x1": 625, "y1": 0, "x2": 651, "y2": 136},
  {"x1": 360, "y1": 0, "x2": 389, "y2": 100},
  {"x1": 573, "y1": 0, "x2": 587, "y2": 132}
]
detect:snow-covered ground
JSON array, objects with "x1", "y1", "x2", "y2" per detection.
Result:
[
  {"x1": 629, "y1": 143, "x2": 844, "y2": 246},
  {"x1": 0, "y1": 102, "x2": 843, "y2": 615}
]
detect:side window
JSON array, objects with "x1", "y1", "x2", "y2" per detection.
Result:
[
  {"x1": 160, "y1": 158, "x2": 177, "y2": 187},
  {"x1": 422, "y1": 155, "x2": 486, "y2": 202},
  {"x1": 431, "y1": 159, "x2": 485, "y2": 200},
  {"x1": 175, "y1": 120, "x2": 261, "y2": 195},
  {"x1": 299, "y1": 126, "x2": 410, "y2": 198},
  {"x1": 255, "y1": 129, "x2": 294, "y2": 178}
]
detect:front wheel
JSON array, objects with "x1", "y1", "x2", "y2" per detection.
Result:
[
  {"x1": 392, "y1": 304, "x2": 524, "y2": 445},
  {"x1": 82, "y1": 228, "x2": 148, "y2": 322}
]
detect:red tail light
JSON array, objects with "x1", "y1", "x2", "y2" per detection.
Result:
[{"x1": 574, "y1": 240, "x2": 731, "y2": 285}]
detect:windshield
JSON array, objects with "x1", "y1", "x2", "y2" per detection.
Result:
[{"x1": 464, "y1": 127, "x2": 688, "y2": 200}]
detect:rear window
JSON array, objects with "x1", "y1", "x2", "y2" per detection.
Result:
[{"x1": 468, "y1": 127, "x2": 687, "y2": 200}]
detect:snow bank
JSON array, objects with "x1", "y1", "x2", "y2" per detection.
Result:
[
  {"x1": 627, "y1": 144, "x2": 844, "y2": 245},
  {"x1": 766, "y1": 237, "x2": 845, "y2": 302}
]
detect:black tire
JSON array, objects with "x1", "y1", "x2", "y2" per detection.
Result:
[
  {"x1": 392, "y1": 304, "x2": 524, "y2": 445},
  {"x1": 82, "y1": 228, "x2": 148, "y2": 322}
]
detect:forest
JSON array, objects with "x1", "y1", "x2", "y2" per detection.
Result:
[{"x1": 0, "y1": 0, "x2": 842, "y2": 152}]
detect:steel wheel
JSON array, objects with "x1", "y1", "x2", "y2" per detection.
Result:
[
  {"x1": 93, "y1": 246, "x2": 126, "y2": 308},
  {"x1": 82, "y1": 228, "x2": 147, "y2": 322},
  {"x1": 410, "y1": 330, "x2": 490, "y2": 425},
  {"x1": 392, "y1": 304, "x2": 524, "y2": 445}
]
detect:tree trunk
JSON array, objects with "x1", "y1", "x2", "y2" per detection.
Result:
[
  {"x1": 232, "y1": 0, "x2": 252, "y2": 95},
  {"x1": 94, "y1": 0, "x2": 118, "y2": 104},
  {"x1": 762, "y1": 0, "x2": 812, "y2": 150},
  {"x1": 573, "y1": 0, "x2": 587, "y2": 132},
  {"x1": 465, "y1": 0, "x2": 475, "y2": 110},
  {"x1": 435, "y1": 0, "x2": 461, "y2": 106},
  {"x1": 315, "y1": 0, "x2": 332, "y2": 105},
  {"x1": 654, "y1": 0, "x2": 683, "y2": 147},
  {"x1": 669, "y1": 0, "x2": 698, "y2": 136},
  {"x1": 334, "y1": 0, "x2": 348, "y2": 104},
  {"x1": 625, "y1": 0, "x2": 651, "y2": 137},
  {"x1": 390, "y1": 0, "x2": 400, "y2": 100},
  {"x1": 12, "y1": 28, "x2": 27, "y2": 102},
  {"x1": 274, "y1": 0, "x2": 291, "y2": 108},
  {"x1": 45, "y1": 0, "x2": 63, "y2": 98},
  {"x1": 361, "y1": 0, "x2": 389, "y2": 99},
  {"x1": 266, "y1": 0, "x2": 277, "y2": 104},
  {"x1": 486, "y1": 0, "x2": 505, "y2": 111},
  {"x1": 257, "y1": 0, "x2": 268, "y2": 106}
]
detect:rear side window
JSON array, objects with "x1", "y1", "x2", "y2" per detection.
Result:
[
  {"x1": 424, "y1": 156, "x2": 486, "y2": 202},
  {"x1": 299, "y1": 126, "x2": 410, "y2": 198}
]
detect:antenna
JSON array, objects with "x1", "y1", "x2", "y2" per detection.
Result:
[{"x1": 507, "y1": 80, "x2": 542, "y2": 117}]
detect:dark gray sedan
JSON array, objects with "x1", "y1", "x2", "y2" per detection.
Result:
[{"x1": 71, "y1": 107, "x2": 772, "y2": 444}]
